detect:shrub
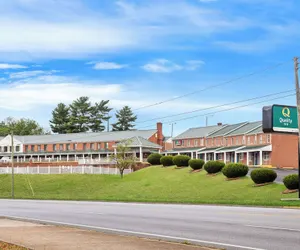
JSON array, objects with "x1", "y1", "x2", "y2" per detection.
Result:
[
  {"x1": 222, "y1": 163, "x2": 249, "y2": 178},
  {"x1": 189, "y1": 159, "x2": 205, "y2": 170},
  {"x1": 283, "y1": 174, "x2": 299, "y2": 190},
  {"x1": 204, "y1": 161, "x2": 225, "y2": 174},
  {"x1": 160, "y1": 156, "x2": 174, "y2": 167},
  {"x1": 173, "y1": 155, "x2": 191, "y2": 167},
  {"x1": 250, "y1": 168, "x2": 277, "y2": 184},
  {"x1": 147, "y1": 153, "x2": 162, "y2": 165}
]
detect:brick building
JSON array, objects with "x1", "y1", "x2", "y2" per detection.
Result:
[
  {"x1": 164, "y1": 121, "x2": 298, "y2": 169},
  {"x1": 0, "y1": 123, "x2": 165, "y2": 164}
]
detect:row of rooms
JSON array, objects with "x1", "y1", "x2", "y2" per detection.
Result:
[{"x1": 174, "y1": 133, "x2": 271, "y2": 149}]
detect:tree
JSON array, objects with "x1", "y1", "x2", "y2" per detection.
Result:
[
  {"x1": 112, "y1": 106, "x2": 137, "y2": 131},
  {"x1": 89, "y1": 100, "x2": 112, "y2": 132},
  {"x1": 0, "y1": 117, "x2": 47, "y2": 136},
  {"x1": 110, "y1": 140, "x2": 137, "y2": 178},
  {"x1": 50, "y1": 103, "x2": 70, "y2": 134},
  {"x1": 69, "y1": 96, "x2": 92, "y2": 133}
]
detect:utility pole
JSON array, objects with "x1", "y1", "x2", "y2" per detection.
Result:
[
  {"x1": 294, "y1": 57, "x2": 300, "y2": 199},
  {"x1": 107, "y1": 118, "x2": 110, "y2": 132},
  {"x1": 170, "y1": 123, "x2": 176, "y2": 138},
  {"x1": 11, "y1": 131, "x2": 15, "y2": 199},
  {"x1": 205, "y1": 115, "x2": 214, "y2": 127}
]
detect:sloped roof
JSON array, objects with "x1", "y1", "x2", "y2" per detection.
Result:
[
  {"x1": 13, "y1": 129, "x2": 157, "y2": 145},
  {"x1": 225, "y1": 121, "x2": 262, "y2": 136},
  {"x1": 117, "y1": 136, "x2": 162, "y2": 149},
  {"x1": 175, "y1": 125, "x2": 223, "y2": 140},
  {"x1": 207, "y1": 122, "x2": 247, "y2": 138},
  {"x1": 246, "y1": 125, "x2": 263, "y2": 135}
]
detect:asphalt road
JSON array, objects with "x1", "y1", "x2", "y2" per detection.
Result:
[
  {"x1": 0, "y1": 200, "x2": 300, "y2": 250},
  {"x1": 248, "y1": 168, "x2": 298, "y2": 183}
]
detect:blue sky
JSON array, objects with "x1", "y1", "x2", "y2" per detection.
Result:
[{"x1": 0, "y1": 0, "x2": 299, "y2": 136}]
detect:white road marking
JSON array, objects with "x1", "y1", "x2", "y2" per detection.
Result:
[
  {"x1": 3, "y1": 215, "x2": 265, "y2": 250},
  {"x1": 245, "y1": 224, "x2": 300, "y2": 232}
]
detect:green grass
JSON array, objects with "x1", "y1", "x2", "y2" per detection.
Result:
[{"x1": 0, "y1": 166, "x2": 299, "y2": 206}]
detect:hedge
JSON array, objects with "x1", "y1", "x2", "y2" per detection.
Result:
[
  {"x1": 204, "y1": 161, "x2": 225, "y2": 174},
  {"x1": 222, "y1": 163, "x2": 249, "y2": 178},
  {"x1": 147, "y1": 153, "x2": 162, "y2": 165},
  {"x1": 283, "y1": 174, "x2": 299, "y2": 190},
  {"x1": 160, "y1": 156, "x2": 174, "y2": 167},
  {"x1": 189, "y1": 159, "x2": 205, "y2": 170},
  {"x1": 173, "y1": 155, "x2": 191, "y2": 167},
  {"x1": 250, "y1": 168, "x2": 277, "y2": 184}
]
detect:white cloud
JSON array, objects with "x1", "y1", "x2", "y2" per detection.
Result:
[
  {"x1": 8, "y1": 70, "x2": 59, "y2": 79},
  {"x1": 142, "y1": 59, "x2": 204, "y2": 73},
  {"x1": 92, "y1": 62, "x2": 127, "y2": 70},
  {"x1": 0, "y1": 63, "x2": 27, "y2": 69}
]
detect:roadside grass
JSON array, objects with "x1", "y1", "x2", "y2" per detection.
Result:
[
  {"x1": 0, "y1": 241, "x2": 28, "y2": 250},
  {"x1": 0, "y1": 166, "x2": 298, "y2": 206}
]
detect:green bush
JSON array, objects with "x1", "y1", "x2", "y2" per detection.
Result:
[
  {"x1": 283, "y1": 174, "x2": 299, "y2": 190},
  {"x1": 173, "y1": 155, "x2": 191, "y2": 167},
  {"x1": 204, "y1": 161, "x2": 225, "y2": 174},
  {"x1": 250, "y1": 168, "x2": 277, "y2": 184},
  {"x1": 222, "y1": 163, "x2": 249, "y2": 178},
  {"x1": 160, "y1": 156, "x2": 174, "y2": 167},
  {"x1": 147, "y1": 153, "x2": 162, "y2": 165},
  {"x1": 189, "y1": 159, "x2": 205, "y2": 170}
]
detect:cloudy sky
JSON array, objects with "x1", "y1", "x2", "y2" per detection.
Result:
[{"x1": 0, "y1": 0, "x2": 299, "y2": 136}]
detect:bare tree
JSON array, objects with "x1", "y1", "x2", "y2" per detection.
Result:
[{"x1": 110, "y1": 140, "x2": 137, "y2": 178}]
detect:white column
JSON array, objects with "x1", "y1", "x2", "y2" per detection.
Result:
[
  {"x1": 139, "y1": 147, "x2": 143, "y2": 162},
  {"x1": 191, "y1": 152, "x2": 194, "y2": 159},
  {"x1": 67, "y1": 154, "x2": 69, "y2": 161},
  {"x1": 37, "y1": 155, "x2": 40, "y2": 162},
  {"x1": 59, "y1": 154, "x2": 62, "y2": 161},
  {"x1": 235, "y1": 152, "x2": 237, "y2": 163},
  {"x1": 114, "y1": 148, "x2": 117, "y2": 155},
  {"x1": 177, "y1": 152, "x2": 180, "y2": 155},
  {"x1": 98, "y1": 154, "x2": 101, "y2": 161},
  {"x1": 246, "y1": 152, "x2": 249, "y2": 166},
  {"x1": 224, "y1": 152, "x2": 226, "y2": 164},
  {"x1": 204, "y1": 153, "x2": 207, "y2": 162},
  {"x1": 259, "y1": 151, "x2": 263, "y2": 166},
  {"x1": 214, "y1": 153, "x2": 217, "y2": 161},
  {"x1": 90, "y1": 154, "x2": 92, "y2": 160},
  {"x1": 17, "y1": 156, "x2": 19, "y2": 162},
  {"x1": 24, "y1": 155, "x2": 26, "y2": 161}
]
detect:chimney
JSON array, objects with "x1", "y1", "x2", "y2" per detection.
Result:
[
  {"x1": 217, "y1": 123, "x2": 222, "y2": 126},
  {"x1": 156, "y1": 122, "x2": 163, "y2": 146}
]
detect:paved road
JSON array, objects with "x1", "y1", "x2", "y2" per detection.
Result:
[
  {"x1": 0, "y1": 200, "x2": 300, "y2": 250},
  {"x1": 248, "y1": 168, "x2": 298, "y2": 183}
]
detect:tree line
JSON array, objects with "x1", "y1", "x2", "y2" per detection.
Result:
[{"x1": 50, "y1": 96, "x2": 137, "y2": 134}]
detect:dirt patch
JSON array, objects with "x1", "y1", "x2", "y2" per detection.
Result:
[
  {"x1": 226, "y1": 177, "x2": 242, "y2": 181},
  {"x1": 174, "y1": 167, "x2": 188, "y2": 169},
  {"x1": 206, "y1": 173, "x2": 220, "y2": 176},
  {"x1": 252, "y1": 182, "x2": 273, "y2": 187},
  {"x1": 0, "y1": 241, "x2": 29, "y2": 250},
  {"x1": 190, "y1": 169, "x2": 202, "y2": 173},
  {"x1": 282, "y1": 189, "x2": 299, "y2": 194}
]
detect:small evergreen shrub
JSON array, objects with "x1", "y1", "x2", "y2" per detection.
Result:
[
  {"x1": 189, "y1": 159, "x2": 205, "y2": 170},
  {"x1": 160, "y1": 156, "x2": 174, "y2": 167},
  {"x1": 173, "y1": 155, "x2": 191, "y2": 167},
  {"x1": 147, "y1": 153, "x2": 162, "y2": 165},
  {"x1": 283, "y1": 174, "x2": 299, "y2": 190},
  {"x1": 250, "y1": 168, "x2": 277, "y2": 184},
  {"x1": 222, "y1": 163, "x2": 249, "y2": 178},
  {"x1": 204, "y1": 161, "x2": 225, "y2": 174}
]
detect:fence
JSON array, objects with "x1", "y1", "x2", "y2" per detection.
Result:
[{"x1": 0, "y1": 166, "x2": 132, "y2": 175}]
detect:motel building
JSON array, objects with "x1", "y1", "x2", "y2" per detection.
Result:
[
  {"x1": 0, "y1": 123, "x2": 165, "y2": 164},
  {"x1": 164, "y1": 121, "x2": 298, "y2": 169}
]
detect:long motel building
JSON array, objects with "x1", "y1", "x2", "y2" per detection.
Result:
[
  {"x1": 0, "y1": 123, "x2": 166, "y2": 164},
  {"x1": 164, "y1": 121, "x2": 298, "y2": 169}
]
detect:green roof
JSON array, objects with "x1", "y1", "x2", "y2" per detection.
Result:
[
  {"x1": 215, "y1": 146, "x2": 244, "y2": 151},
  {"x1": 246, "y1": 125, "x2": 263, "y2": 135},
  {"x1": 117, "y1": 136, "x2": 162, "y2": 149},
  {"x1": 164, "y1": 147, "x2": 202, "y2": 153},
  {"x1": 207, "y1": 122, "x2": 247, "y2": 138},
  {"x1": 236, "y1": 145, "x2": 269, "y2": 151},
  {"x1": 225, "y1": 121, "x2": 262, "y2": 136},
  {"x1": 199, "y1": 147, "x2": 222, "y2": 153}
]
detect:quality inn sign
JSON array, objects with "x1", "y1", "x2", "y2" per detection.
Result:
[{"x1": 263, "y1": 104, "x2": 298, "y2": 134}]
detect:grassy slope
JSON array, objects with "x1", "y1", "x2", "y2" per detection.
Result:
[{"x1": 0, "y1": 166, "x2": 298, "y2": 206}]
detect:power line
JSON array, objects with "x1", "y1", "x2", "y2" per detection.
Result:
[
  {"x1": 138, "y1": 93, "x2": 295, "y2": 129},
  {"x1": 136, "y1": 89, "x2": 295, "y2": 124},
  {"x1": 133, "y1": 60, "x2": 291, "y2": 111}
]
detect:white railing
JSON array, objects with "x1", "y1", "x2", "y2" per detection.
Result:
[{"x1": 0, "y1": 166, "x2": 132, "y2": 175}]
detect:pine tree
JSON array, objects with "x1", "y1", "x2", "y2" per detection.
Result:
[
  {"x1": 69, "y1": 96, "x2": 92, "y2": 133},
  {"x1": 112, "y1": 106, "x2": 137, "y2": 131},
  {"x1": 50, "y1": 103, "x2": 70, "y2": 134},
  {"x1": 89, "y1": 100, "x2": 112, "y2": 132}
]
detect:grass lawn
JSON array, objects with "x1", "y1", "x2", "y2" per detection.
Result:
[{"x1": 0, "y1": 166, "x2": 299, "y2": 206}]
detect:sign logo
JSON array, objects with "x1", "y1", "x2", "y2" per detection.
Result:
[{"x1": 282, "y1": 107, "x2": 290, "y2": 118}]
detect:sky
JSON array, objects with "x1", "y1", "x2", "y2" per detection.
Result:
[{"x1": 0, "y1": 0, "x2": 299, "y2": 136}]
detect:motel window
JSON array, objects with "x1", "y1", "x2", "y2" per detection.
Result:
[
  {"x1": 225, "y1": 138, "x2": 228, "y2": 146},
  {"x1": 200, "y1": 139, "x2": 204, "y2": 146},
  {"x1": 267, "y1": 135, "x2": 271, "y2": 143},
  {"x1": 236, "y1": 137, "x2": 239, "y2": 145},
  {"x1": 240, "y1": 153, "x2": 244, "y2": 160},
  {"x1": 25, "y1": 145, "x2": 28, "y2": 152},
  {"x1": 4, "y1": 146, "x2": 8, "y2": 152},
  {"x1": 37, "y1": 145, "x2": 41, "y2": 151},
  {"x1": 44, "y1": 145, "x2": 47, "y2": 151},
  {"x1": 247, "y1": 137, "x2": 250, "y2": 145},
  {"x1": 73, "y1": 143, "x2": 77, "y2": 150},
  {"x1": 195, "y1": 140, "x2": 198, "y2": 146},
  {"x1": 59, "y1": 144, "x2": 63, "y2": 151},
  {"x1": 53, "y1": 144, "x2": 57, "y2": 151},
  {"x1": 91, "y1": 143, "x2": 95, "y2": 150},
  {"x1": 0, "y1": 146, "x2": 2, "y2": 152},
  {"x1": 104, "y1": 142, "x2": 108, "y2": 149},
  {"x1": 98, "y1": 143, "x2": 101, "y2": 149},
  {"x1": 66, "y1": 144, "x2": 70, "y2": 151},
  {"x1": 231, "y1": 138, "x2": 234, "y2": 145},
  {"x1": 263, "y1": 152, "x2": 270, "y2": 161},
  {"x1": 242, "y1": 136, "x2": 245, "y2": 144},
  {"x1": 254, "y1": 135, "x2": 257, "y2": 144},
  {"x1": 212, "y1": 139, "x2": 214, "y2": 146},
  {"x1": 83, "y1": 143, "x2": 87, "y2": 150},
  {"x1": 259, "y1": 135, "x2": 263, "y2": 144},
  {"x1": 187, "y1": 140, "x2": 191, "y2": 146},
  {"x1": 16, "y1": 146, "x2": 20, "y2": 152},
  {"x1": 31, "y1": 145, "x2": 34, "y2": 151}
]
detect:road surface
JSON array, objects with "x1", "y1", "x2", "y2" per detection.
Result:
[{"x1": 0, "y1": 200, "x2": 299, "y2": 250}]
